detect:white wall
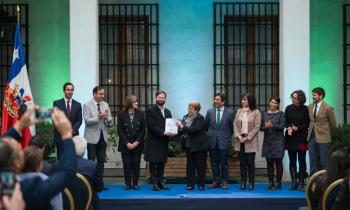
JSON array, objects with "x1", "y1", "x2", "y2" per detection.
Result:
[{"x1": 280, "y1": 0, "x2": 310, "y2": 180}]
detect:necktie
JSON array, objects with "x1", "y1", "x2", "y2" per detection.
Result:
[
  {"x1": 66, "y1": 100, "x2": 71, "y2": 116},
  {"x1": 313, "y1": 103, "x2": 317, "y2": 119},
  {"x1": 97, "y1": 103, "x2": 101, "y2": 113},
  {"x1": 216, "y1": 108, "x2": 221, "y2": 127}
]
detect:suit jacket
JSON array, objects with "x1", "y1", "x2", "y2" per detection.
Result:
[
  {"x1": 76, "y1": 156, "x2": 103, "y2": 192},
  {"x1": 53, "y1": 98, "x2": 82, "y2": 140},
  {"x1": 179, "y1": 114, "x2": 208, "y2": 152},
  {"x1": 204, "y1": 107, "x2": 234, "y2": 150},
  {"x1": 234, "y1": 108, "x2": 261, "y2": 153},
  {"x1": 144, "y1": 104, "x2": 172, "y2": 163},
  {"x1": 307, "y1": 101, "x2": 336, "y2": 143},
  {"x1": 83, "y1": 99, "x2": 112, "y2": 144},
  {"x1": 117, "y1": 109, "x2": 146, "y2": 153},
  {"x1": 20, "y1": 140, "x2": 76, "y2": 210}
]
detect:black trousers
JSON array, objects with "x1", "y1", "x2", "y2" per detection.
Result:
[
  {"x1": 149, "y1": 162, "x2": 165, "y2": 185},
  {"x1": 121, "y1": 151, "x2": 142, "y2": 186},
  {"x1": 288, "y1": 150, "x2": 307, "y2": 181},
  {"x1": 87, "y1": 132, "x2": 107, "y2": 188},
  {"x1": 186, "y1": 150, "x2": 207, "y2": 187},
  {"x1": 266, "y1": 158, "x2": 283, "y2": 183},
  {"x1": 239, "y1": 143, "x2": 255, "y2": 182}
]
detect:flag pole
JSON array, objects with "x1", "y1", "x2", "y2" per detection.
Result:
[{"x1": 16, "y1": 5, "x2": 20, "y2": 23}]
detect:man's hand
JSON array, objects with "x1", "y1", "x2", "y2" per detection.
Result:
[
  {"x1": 132, "y1": 141, "x2": 140, "y2": 148},
  {"x1": 52, "y1": 108, "x2": 73, "y2": 139},
  {"x1": 14, "y1": 108, "x2": 39, "y2": 133},
  {"x1": 126, "y1": 143, "x2": 134, "y2": 150},
  {"x1": 164, "y1": 131, "x2": 176, "y2": 137},
  {"x1": 2, "y1": 183, "x2": 25, "y2": 210}
]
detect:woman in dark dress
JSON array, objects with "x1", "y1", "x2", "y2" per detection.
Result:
[
  {"x1": 261, "y1": 96, "x2": 286, "y2": 190},
  {"x1": 117, "y1": 95, "x2": 146, "y2": 190},
  {"x1": 284, "y1": 90, "x2": 309, "y2": 190},
  {"x1": 176, "y1": 102, "x2": 208, "y2": 190}
]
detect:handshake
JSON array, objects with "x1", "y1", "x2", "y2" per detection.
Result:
[{"x1": 15, "y1": 107, "x2": 73, "y2": 140}]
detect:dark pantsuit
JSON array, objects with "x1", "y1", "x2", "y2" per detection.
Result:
[
  {"x1": 266, "y1": 158, "x2": 283, "y2": 183},
  {"x1": 87, "y1": 132, "x2": 106, "y2": 187},
  {"x1": 288, "y1": 150, "x2": 307, "y2": 181},
  {"x1": 149, "y1": 162, "x2": 165, "y2": 185},
  {"x1": 308, "y1": 135, "x2": 330, "y2": 175},
  {"x1": 209, "y1": 145, "x2": 229, "y2": 183},
  {"x1": 121, "y1": 151, "x2": 142, "y2": 186},
  {"x1": 239, "y1": 143, "x2": 255, "y2": 182},
  {"x1": 186, "y1": 150, "x2": 207, "y2": 187}
]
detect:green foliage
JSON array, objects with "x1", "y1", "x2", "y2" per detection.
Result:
[
  {"x1": 35, "y1": 121, "x2": 56, "y2": 159},
  {"x1": 331, "y1": 124, "x2": 350, "y2": 153},
  {"x1": 169, "y1": 135, "x2": 185, "y2": 157},
  {"x1": 107, "y1": 124, "x2": 118, "y2": 153}
]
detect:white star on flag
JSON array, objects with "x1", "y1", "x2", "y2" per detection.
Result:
[{"x1": 12, "y1": 48, "x2": 19, "y2": 63}]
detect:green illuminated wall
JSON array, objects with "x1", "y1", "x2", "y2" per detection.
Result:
[
  {"x1": 310, "y1": 0, "x2": 343, "y2": 122},
  {"x1": 29, "y1": 0, "x2": 70, "y2": 107}
]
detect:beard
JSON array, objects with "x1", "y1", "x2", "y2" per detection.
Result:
[{"x1": 156, "y1": 100, "x2": 165, "y2": 106}]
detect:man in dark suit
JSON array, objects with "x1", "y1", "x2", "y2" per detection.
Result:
[
  {"x1": 0, "y1": 108, "x2": 76, "y2": 210},
  {"x1": 53, "y1": 82, "x2": 82, "y2": 158},
  {"x1": 72, "y1": 136, "x2": 101, "y2": 210},
  {"x1": 205, "y1": 93, "x2": 234, "y2": 190},
  {"x1": 144, "y1": 90, "x2": 174, "y2": 191}
]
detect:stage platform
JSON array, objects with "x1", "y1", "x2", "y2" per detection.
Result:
[{"x1": 99, "y1": 184, "x2": 307, "y2": 210}]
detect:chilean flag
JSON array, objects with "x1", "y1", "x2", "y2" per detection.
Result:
[{"x1": 1, "y1": 23, "x2": 34, "y2": 147}]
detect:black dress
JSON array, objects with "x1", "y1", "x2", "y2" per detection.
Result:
[
  {"x1": 284, "y1": 104, "x2": 309, "y2": 151},
  {"x1": 261, "y1": 111, "x2": 286, "y2": 158}
]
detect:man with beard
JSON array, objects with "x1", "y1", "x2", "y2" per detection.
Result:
[
  {"x1": 307, "y1": 87, "x2": 336, "y2": 175},
  {"x1": 144, "y1": 90, "x2": 175, "y2": 191}
]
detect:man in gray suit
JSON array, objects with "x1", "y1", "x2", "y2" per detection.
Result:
[
  {"x1": 205, "y1": 93, "x2": 234, "y2": 190},
  {"x1": 83, "y1": 86, "x2": 112, "y2": 191}
]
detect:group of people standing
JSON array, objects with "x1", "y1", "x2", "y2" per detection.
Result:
[{"x1": 53, "y1": 82, "x2": 337, "y2": 192}]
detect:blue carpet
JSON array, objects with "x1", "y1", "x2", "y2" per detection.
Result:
[{"x1": 99, "y1": 183, "x2": 305, "y2": 199}]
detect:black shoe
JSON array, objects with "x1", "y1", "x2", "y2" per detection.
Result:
[
  {"x1": 198, "y1": 186, "x2": 205, "y2": 191},
  {"x1": 186, "y1": 185, "x2": 194, "y2": 190},
  {"x1": 102, "y1": 187, "x2": 109, "y2": 191},
  {"x1": 124, "y1": 185, "x2": 132, "y2": 190},
  {"x1": 289, "y1": 182, "x2": 298, "y2": 190},
  {"x1": 159, "y1": 182, "x2": 170, "y2": 190},
  {"x1": 221, "y1": 182, "x2": 229, "y2": 190},
  {"x1": 240, "y1": 182, "x2": 246, "y2": 190},
  {"x1": 267, "y1": 182, "x2": 275, "y2": 190},
  {"x1": 208, "y1": 182, "x2": 220, "y2": 189},
  {"x1": 133, "y1": 185, "x2": 139, "y2": 190},
  {"x1": 275, "y1": 182, "x2": 282, "y2": 190},
  {"x1": 152, "y1": 185, "x2": 160, "y2": 191},
  {"x1": 248, "y1": 182, "x2": 254, "y2": 191}
]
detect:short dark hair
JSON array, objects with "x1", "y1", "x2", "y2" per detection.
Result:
[
  {"x1": 29, "y1": 135, "x2": 46, "y2": 150},
  {"x1": 23, "y1": 146, "x2": 44, "y2": 173},
  {"x1": 0, "y1": 140, "x2": 17, "y2": 172},
  {"x1": 312, "y1": 87, "x2": 326, "y2": 99},
  {"x1": 291, "y1": 90, "x2": 306, "y2": 105},
  {"x1": 155, "y1": 90, "x2": 167, "y2": 97},
  {"x1": 93, "y1": 86, "x2": 104, "y2": 95},
  {"x1": 63, "y1": 82, "x2": 74, "y2": 91},
  {"x1": 123, "y1": 95, "x2": 138, "y2": 110},
  {"x1": 241, "y1": 93, "x2": 257, "y2": 110},
  {"x1": 215, "y1": 93, "x2": 226, "y2": 102}
]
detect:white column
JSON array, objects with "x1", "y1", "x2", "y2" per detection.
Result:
[
  {"x1": 280, "y1": 0, "x2": 310, "y2": 181},
  {"x1": 69, "y1": 0, "x2": 99, "y2": 132}
]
